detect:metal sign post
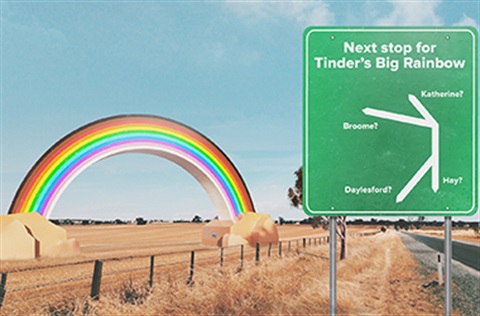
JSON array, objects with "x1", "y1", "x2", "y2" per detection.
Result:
[
  {"x1": 329, "y1": 217, "x2": 337, "y2": 316},
  {"x1": 444, "y1": 217, "x2": 452, "y2": 315}
]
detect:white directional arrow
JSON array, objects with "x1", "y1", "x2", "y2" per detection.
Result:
[{"x1": 363, "y1": 94, "x2": 439, "y2": 203}]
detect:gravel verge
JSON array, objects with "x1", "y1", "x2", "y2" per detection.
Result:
[{"x1": 399, "y1": 232, "x2": 480, "y2": 316}]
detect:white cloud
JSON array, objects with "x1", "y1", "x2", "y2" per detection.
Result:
[
  {"x1": 225, "y1": 0, "x2": 335, "y2": 27},
  {"x1": 453, "y1": 14, "x2": 479, "y2": 29},
  {"x1": 376, "y1": 0, "x2": 442, "y2": 26},
  {"x1": 4, "y1": 18, "x2": 67, "y2": 54}
]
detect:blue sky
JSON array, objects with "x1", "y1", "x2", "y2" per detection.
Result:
[{"x1": 1, "y1": 0, "x2": 479, "y2": 222}]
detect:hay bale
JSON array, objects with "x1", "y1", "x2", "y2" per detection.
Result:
[
  {"x1": 2, "y1": 213, "x2": 66, "y2": 256},
  {"x1": 220, "y1": 233, "x2": 248, "y2": 248},
  {"x1": 202, "y1": 219, "x2": 233, "y2": 246},
  {"x1": 0, "y1": 219, "x2": 38, "y2": 260},
  {"x1": 230, "y1": 213, "x2": 279, "y2": 247},
  {"x1": 0, "y1": 213, "x2": 80, "y2": 260}
]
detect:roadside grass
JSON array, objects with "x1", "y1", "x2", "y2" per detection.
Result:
[{"x1": 20, "y1": 231, "x2": 451, "y2": 315}]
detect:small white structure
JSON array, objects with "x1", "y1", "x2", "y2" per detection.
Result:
[{"x1": 202, "y1": 219, "x2": 234, "y2": 246}]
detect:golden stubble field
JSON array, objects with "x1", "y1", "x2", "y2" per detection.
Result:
[
  {"x1": 0, "y1": 224, "x2": 449, "y2": 315},
  {"x1": 2, "y1": 223, "x2": 380, "y2": 270},
  {"x1": 411, "y1": 226, "x2": 480, "y2": 244},
  {"x1": 65, "y1": 223, "x2": 379, "y2": 257}
]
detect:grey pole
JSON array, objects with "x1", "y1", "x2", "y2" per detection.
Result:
[
  {"x1": 329, "y1": 216, "x2": 337, "y2": 316},
  {"x1": 444, "y1": 217, "x2": 452, "y2": 316}
]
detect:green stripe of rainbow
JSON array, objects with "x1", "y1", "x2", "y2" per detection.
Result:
[{"x1": 9, "y1": 115, "x2": 255, "y2": 220}]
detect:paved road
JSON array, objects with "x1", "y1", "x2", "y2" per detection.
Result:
[
  {"x1": 399, "y1": 233, "x2": 480, "y2": 316},
  {"x1": 404, "y1": 232, "x2": 480, "y2": 271}
]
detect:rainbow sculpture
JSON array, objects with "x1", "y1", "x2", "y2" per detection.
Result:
[{"x1": 9, "y1": 115, "x2": 255, "y2": 221}]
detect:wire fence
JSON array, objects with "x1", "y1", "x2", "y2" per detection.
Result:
[{"x1": 0, "y1": 231, "x2": 380, "y2": 310}]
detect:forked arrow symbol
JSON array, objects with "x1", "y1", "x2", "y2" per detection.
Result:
[{"x1": 363, "y1": 94, "x2": 439, "y2": 203}]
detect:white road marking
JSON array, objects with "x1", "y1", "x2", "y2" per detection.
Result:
[{"x1": 364, "y1": 94, "x2": 439, "y2": 202}]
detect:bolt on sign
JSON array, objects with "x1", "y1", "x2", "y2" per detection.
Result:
[{"x1": 303, "y1": 27, "x2": 478, "y2": 217}]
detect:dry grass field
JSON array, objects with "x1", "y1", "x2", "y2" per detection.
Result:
[
  {"x1": 0, "y1": 224, "x2": 452, "y2": 315},
  {"x1": 63, "y1": 222, "x2": 379, "y2": 257},
  {"x1": 0, "y1": 223, "x2": 379, "y2": 272},
  {"x1": 411, "y1": 227, "x2": 480, "y2": 244}
]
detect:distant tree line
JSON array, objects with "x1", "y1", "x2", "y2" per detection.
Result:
[
  {"x1": 275, "y1": 217, "x2": 478, "y2": 230},
  {"x1": 49, "y1": 216, "x2": 478, "y2": 230},
  {"x1": 48, "y1": 218, "x2": 166, "y2": 226},
  {"x1": 48, "y1": 215, "x2": 213, "y2": 226}
]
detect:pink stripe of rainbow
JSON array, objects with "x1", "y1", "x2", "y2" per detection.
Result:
[{"x1": 9, "y1": 115, "x2": 255, "y2": 220}]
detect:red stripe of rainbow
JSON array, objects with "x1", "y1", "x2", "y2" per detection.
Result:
[{"x1": 8, "y1": 115, "x2": 255, "y2": 220}]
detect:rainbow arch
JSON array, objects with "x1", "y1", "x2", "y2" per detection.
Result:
[{"x1": 9, "y1": 115, "x2": 255, "y2": 221}]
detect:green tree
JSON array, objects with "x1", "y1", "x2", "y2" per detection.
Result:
[
  {"x1": 472, "y1": 223, "x2": 480, "y2": 237},
  {"x1": 287, "y1": 166, "x2": 348, "y2": 260},
  {"x1": 135, "y1": 217, "x2": 147, "y2": 225},
  {"x1": 192, "y1": 215, "x2": 203, "y2": 223},
  {"x1": 416, "y1": 216, "x2": 426, "y2": 229},
  {"x1": 287, "y1": 167, "x2": 302, "y2": 208}
]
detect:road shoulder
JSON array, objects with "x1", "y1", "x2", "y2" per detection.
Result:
[{"x1": 399, "y1": 232, "x2": 480, "y2": 316}]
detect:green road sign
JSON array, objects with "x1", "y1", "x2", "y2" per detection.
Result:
[{"x1": 303, "y1": 27, "x2": 478, "y2": 217}]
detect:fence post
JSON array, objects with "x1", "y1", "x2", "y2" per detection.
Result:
[
  {"x1": 303, "y1": 238, "x2": 306, "y2": 248},
  {"x1": 279, "y1": 241, "x2": 282, "y2": 258},
  {"x1": 297, "y1": 239, "x2": 299, "y2": 247},
  {"x1": 288, "y1": 240, "x2": 291, "y2": 252},
  {"x1": 255, "y1": 243, "x2": 260, "y2": 264},
  {"x1": 187, "y1": 251, "x2": 195, "y2": 285},
  {"x1": 90, "y1": 260, "x2": 103, "y2": 300},
  {"x1": 149, "y1": 256, "x2": 155, "y2": 288},
  {"x1": 220, "y1": 248, "x2": 224, "y2": 267},
  {"x1": 309, "y1": 238, "x2": 312, "y2": 246},
  {"x1": 0, "y1": 273, "x2": 7, "y2": 308},
  {"x1": 240, "y1": 245, "x2": 244, "y2": 268},
  {"x1": 268, "y1": 243, "x2": 272, "y2": 257},
  {"x1": 314, "y1": 238, "x2": 317, "y2": 246}
]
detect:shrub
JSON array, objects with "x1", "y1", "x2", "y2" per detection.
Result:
[
  {"x1": 471, "y1": 223, "x2": 480, "y2": 237},
  {"x1": 47, "y1": 297, "x2": 94, "y2": 316},
  {"x1": 120, "y1": 279, "x2": 151, "y2": 305}
]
